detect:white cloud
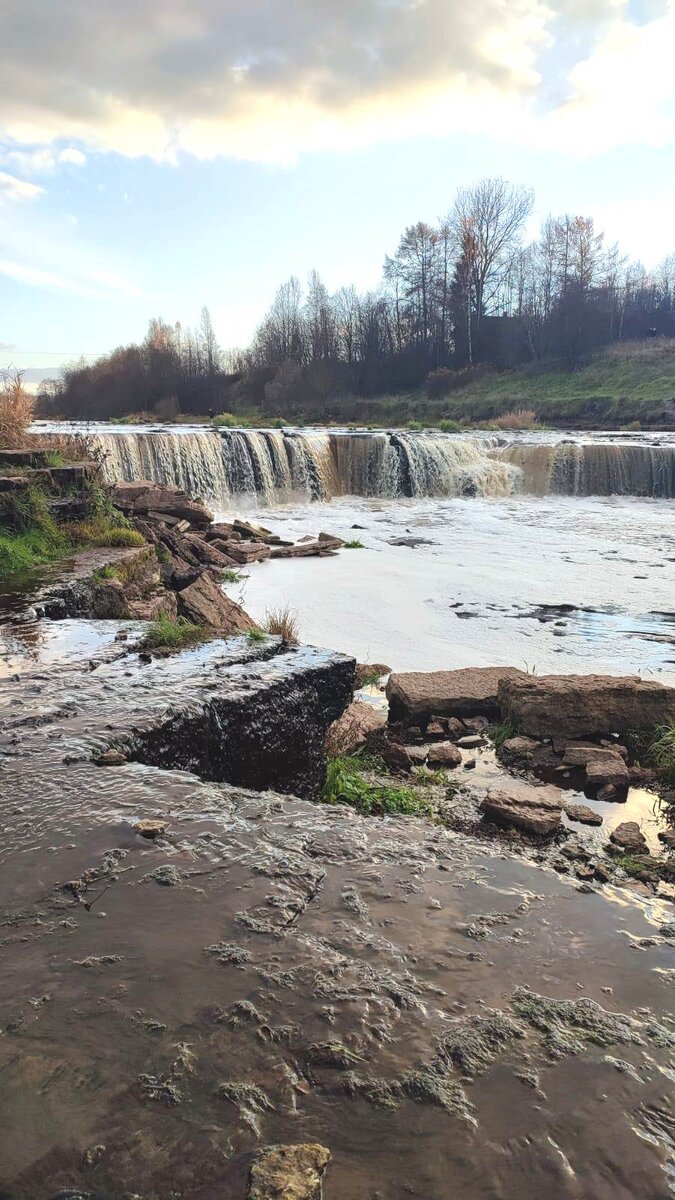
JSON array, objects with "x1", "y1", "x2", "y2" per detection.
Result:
[
  {"x1": 0, "y1": 171, "x2": 44, "y2": 201},
  {"x1": 1, "y1": 145, "x2": 87, "y2": 174},
  {"x1": 1, "y1": 0, "x2": 671, "y2": 163},
  {"x1": 0, "y1": 256, "x2": 143, "y2": 298}
]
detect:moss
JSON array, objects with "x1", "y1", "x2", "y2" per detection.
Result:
[
  {"x1": 400, "y1": 1069, "x2": 475, "y2": 1121},
  {"x1": 341, "y1": 1071, "x2": 401, "y2": 1109},
  {"x1": 433, "y1": 1012, "x2": 525, "y2": 1078},
  {"x1": 510, "y1": 986, "x2": 673, "y2": 1058},
  {"x1": 306, "y1": 1042, "x2": 365, "y2": 1069}
]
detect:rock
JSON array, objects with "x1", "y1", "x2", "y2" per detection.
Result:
[
  {"x1": 464, "y1": 757, "x2": 477, "y2": 770},
  {"x1": 426, "y1": 720, "x2": 446, "y2": 736},
  {"x1": 657, "y1": 829, "x2": 675, "y2": 850},
  {"x1": 182, "y1": 533, "x2": 237, "y2": 568},
  {"x1": 354, "y1": 662, "x2": 392, "y2": 688},
  {"x1": 457, "y1": 735, "x2": 483, "y2": 748},
  {"x1": 594, "y1": 862, "x2": 612, "y2": 882},
  {"x1": 177, "y1": 573, "x2": 256, "y2": 632},
  {"x1": 480, "y1": 785, "x2": 563, "y2": 836},
  {"x1": 382, "y1": 740, "x2": 428, "y2": 771},
  {"x1": 127, "y1": 590, "x2": 178, "y2": 622},
  {"x1": 609, "y1": 822, "x2": 649, "y2": 854},
  {"x1": 111, "y1": 481, "x2": 213, "y2": 529},
  {"x1": 135, "y1": 820, "x2": 168, "y2": 839},
  {"x1": 565, "y1": 803, "x2": 603, "y2": 826},
  {"x1": 628, "y1": 764, "x2": 656, "y2": 785},
  {"x1": 387, "y1": 666, "x2": 525, "y2": 726},
  {"x1": 426, "y1": 741, "x2": 463, "y2": 768},
  {"x1": 227, "y1": 541, "x2": 273, "y2": 564},
  {"x1": 248, "y1": 1144, "x2": 331, "y2": 1200},
  {"x1": 446, "y1": 717, "x2": 467, "y2": 739},
  {"x1": 318, "y1": 531, "x2": 345, "y2": 549},
  {"x1": 499, "y1": 674, "x2": 675, "y2": 740},
  {"x1": 585, "y1": 754, "x2": 629, "y2": 790},
  {"x1": 325, "y1": 701, "x2": 386, "y2": 757},
  {"x1": 597, "y1": 783, "x2": 618, "y2": 801},
  {"x1": 459, "y1": 715, "x2": 490, "y2": 734},
  {"x1": 500, "y1": 736, "x2": 539, "y2": 759},
  {"x1": 94, "y1": 749, "x2": 127, "y2": 766}
]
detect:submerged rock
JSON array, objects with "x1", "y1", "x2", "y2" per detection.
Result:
[
  {"x1": 480, "y1": 785, "x2": 563, "y2": 836},
  {"x1": 247, "y1": 1144, "x2": 331, "y2": 1200}
]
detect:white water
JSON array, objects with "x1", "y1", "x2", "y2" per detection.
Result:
[{"x1": 231, "y1": 494, "x2": 675, "y2": 682}]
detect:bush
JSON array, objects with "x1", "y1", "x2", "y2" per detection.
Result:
[
  {"x1": 212, "y1": 412, "x2": 240, "y2": 428},
  {"x1": 0, "y1": 370, "x2": 35, "y2": 449},
  {"x1": 437, "y1": 419, "x2": 462, "y2": 433},
  {"x1": 492, "y1": 408, "x2": 538, "y2": 430},
  {"x1": 264, "y1": 604, "x2": 300, "y2": 643}
]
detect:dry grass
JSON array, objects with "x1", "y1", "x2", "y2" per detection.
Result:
[
  {"x1": 606, "y1": 337, "x2": 675, "y2": 362},
  {"x1": 492, "y1": 408, "x2": 538, "y2": 429},
  {"x1": 264, "y1": 603, "x2": 300, "y2": 644},
  {"x1": 0, "y1": 371, "x2": 35, "y2": 449}
]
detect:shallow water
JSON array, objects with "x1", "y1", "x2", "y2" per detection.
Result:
[{"x1": 231, "y1": 493, "x2": 675, "y2": 680}]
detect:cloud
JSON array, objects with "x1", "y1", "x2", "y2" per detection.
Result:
[
  {"x1": 1, "y1": 145, "x2": 86, "y2": 174},
  {"x1": 0, "y1": 256, "x2": 145, "y2": 299},
  {"x1": 0, "y1": 341, "x2": 19, "y2": 351},
  {"x1": 0, "y1": 1, "x2": 673, "y2": 162},
  {"x1": 0, "y1": 170, "x2": 44, "y2": 201}
]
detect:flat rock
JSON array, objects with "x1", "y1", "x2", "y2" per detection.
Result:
[
  {"x1": 480, "y1": 785, "x2": 563, "y2": 836},
  {"x1": 500, "y1": 736, "x2": 540, "y2": 758},
  {"x1": 387, "y1": 666, "x2": 525, "y2": 725},
  {"x1": 609, "y1": 822, "x2": 649, "y2": 854},
  {"x1": 248, "y1": 1144, "x2": 331, "y2": 1200},
  {"x1": 565, "y1": 803, "x2": 603, "y2": 827},
  {"x1": 426, "y1": 741, "x2": 463, "y2": 768},
  {"x1": 457, "y1": 735, "x2": 483, "y2": 748},
  {"x1": 94, "y1": 749, "x2": 127, "y2": 766},
  {"x1": 111, "y1": 481, "x2": 212, "y2": 528},
  {"x1": 585, "y1": 754, "x2": 630, "y2": 789},
  {"x1": 227, "y1": 541, "x2": 273, "y2": 564},
  {"x1": 499, "y1": 674, "x2": 675, "y2": 740}
]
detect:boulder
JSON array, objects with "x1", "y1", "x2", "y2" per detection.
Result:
[
  {"x1": 480, "y1": 784, "x2": 563, "y2": 836},
  {"x1": 499, "y1": 674, "x2": 675, "y2": 740},
  {"x1": 564, "y1": 802, "x2": 603, "y2": 826},
  {"x1": 382, "y1": 740, "x2": 428, "y2": 771},
  {"x1": 177, "y1": 573, "x2": 256, "y2": 632},
  {"x1": 387, "y1": 666, "x2": 526, "y2": 726},
  {"x1": 609, "y1": 822, "x2": 649, "y2": 854},
  {"x1": 248, "y1": 1144, "x2": 331, "y2": 1200},
  {"x1": 426, "y1": 741, "x2": 463, "y2": 768},
  {"x1": 110, "y1": 481, "x2": 213, "y2": 529},
  {"x1": 325, "y1": 701, "x2": 386, "y2": 757},
  {"x1": 182, "y1": 533, "x2": 236, "y2": 568},
  {"x1": 585, "y1": 754, "x2": 629, "y2": 790},
  {"x1": 127, "y1": 590, "x2": 178, "y2": 622}
]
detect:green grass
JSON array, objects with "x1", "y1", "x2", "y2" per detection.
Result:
[
  {"x1": 93, "y1": 564, "x2": 118, "y2": 581},
  {"x1": 343, "y1": 539, "x2": 365, "y2": 549},
  {"x1": 489, "y1": 718, "x2": 519, "y2": 747},
  {"x1": 221, "y1": 568, "x2": 244, "y2": 583},
  {"x1": 140, "y1": 614, "x2": 208, "y2": 651},
  {"x1": 647, "y1": 723, "x2": 675, "y2": 785},
  {"x1": 322, "y1": 755, "x2": 432, "y2": 817},
  {"x1": 0, "y1": 486, "x2": 65, "y2": 574},
  {"x1": 246, "y1": 628, "x2": 267, "y2": 643},
  {"x1": 43, "y1": 450, "x2": 66, "y2": 467}
]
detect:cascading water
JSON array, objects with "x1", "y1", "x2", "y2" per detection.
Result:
[
  {"x1": 66, "y1": 427, "x2": 675, "y2": 505},
  {"x1": 497, "y1": 442, "x2": 675, "y2": 499}
]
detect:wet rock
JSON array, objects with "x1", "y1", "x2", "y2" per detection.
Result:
[
  {"x1": 387, "y1": 666, "x2": 525, "y2": 725},
  {"x1": 499, "y1": 736, "x2": 540, "y2": 761},
  {"x1": 134, "y1": 819, "x2": 168, "y2": 839},
  {"x1": 354, "y1": 662, "x2": 392, "y2": 688},
  {"x1": 480, "y1": 785, "x2": 563, "y2": 836},
  {"x1": 585, "y1": 754, "x2": 630, "y2": 790},
  {"x1": 499, "y1": 673, "x2": 675, "y2": 739},
  {"x1": 426, "y1": 742, "x2": 462, "y2": 768},
  {"x1": 247, "y1": 1144, "x2": 331, "y2": 1200},
  {"x1": 426, "y1": 720, "x2": 446, "y2": 737},
  {"x1": 228, "y1": 541, "x2": 273, "y2": 564},
  {"x1": 609, "y1": 822, "x2": 649, "y2": 854},
  {"x1": 182, "y1": 533, "x2": 237, "y2": 568},
  {"x1": 657, "y1": 828, "x2": 675, "y2": 850},
  {"x1": 142, "y1": 864, "x2": 183, "y2": 886},
  {"x1": 457, "y1": 735, "x2": 483, "y2": 749},
  {"x1": 94, "y1": 748, "x2": 127, "y2": 766},
  {"x1": 382, "y1": 740, "x2": 428, "y2": 771},
  {"x1": 565, "y1": 803, "x2": 603, "y2": 827},
  {"x1": 325, "y1": 700, "x2": 386, "y2": 757},
  {"x1": 110, "y1": 480, "x2": 212, "y2": 528},
  {"x1": 176, "y1": 572, "x2": 256, "y2": 631},
  {"x1": 597, "y1": 783, "x2": 618, "y2": 801},
  {"x1": 464, "y1": 757, "x2": 477, "y2": 770},
  {"x1": 445, "y1": 717, "x2": 467, "y2": 739}
]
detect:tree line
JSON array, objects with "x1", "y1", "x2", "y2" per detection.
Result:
[{"x1": 41, "y1": 177, "x2": 675, "y2": 420}]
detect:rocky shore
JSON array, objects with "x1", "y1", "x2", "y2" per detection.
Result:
[{"x1": 1, "y1": 477, "x2": 674, "y2": 1200}]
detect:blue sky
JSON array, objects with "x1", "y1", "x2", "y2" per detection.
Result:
[{"x1": 1, "y1": 0, "x2": 675, "y2": 381}]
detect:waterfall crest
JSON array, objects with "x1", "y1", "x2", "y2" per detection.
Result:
[{"x1": 85, "y1": 428, "x2": 674, "y2": 505}]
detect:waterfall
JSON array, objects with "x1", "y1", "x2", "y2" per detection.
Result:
[
  {"x1": 496, "y1": 442, "x2": 674, "y2": 499},
  {"x1": 56, "y1": 427, "x2": 675, "y2": 506}
]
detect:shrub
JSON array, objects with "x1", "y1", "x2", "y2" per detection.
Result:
[
  {"x1": 438, "y1": 419, "x2": 462, "y2": 433},
  {"x1": 406, "y1": 419, "x2": 424, "y2": 431},
  {"x1": 140, "y1": 615, "x2": 208, "y2": 651},
  {"x1": 264, "y1": 604, "x2": 300, "y2": 643},
  {"x1": 0, "y1": 370, "x2": 35, "y2": 449},
  {"x1": 212, "y1": 412, "x2": 240, "y2": 428},
  {"x1": 492, "y1": 408, "x2": 538, "y2": 430},
  {"x1": 343, "y1": 539, "x2": 364, "y2": 549}
]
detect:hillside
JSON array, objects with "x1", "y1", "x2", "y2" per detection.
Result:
[{"x1": 420, "y1": 339, "x2": 675, "y2": 429}]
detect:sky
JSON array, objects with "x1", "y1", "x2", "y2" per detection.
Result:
[{"x1": 1, "y1": 0, "x2": 675, "y2": 384}]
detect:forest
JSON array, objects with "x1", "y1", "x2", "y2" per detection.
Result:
[{"x1": 39, "y1": 178, "x2": 675, "y2": 422}]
